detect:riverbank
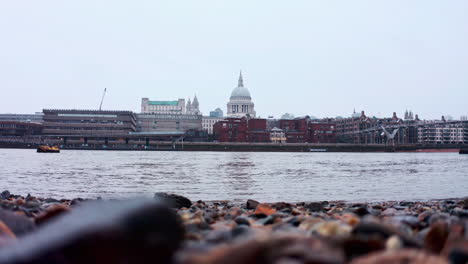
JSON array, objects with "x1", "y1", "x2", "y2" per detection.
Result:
[
  {"x1": 0, "y1": 191, "x2": 467, "y2": 263},
  {"x1": 1, "y1": 141, "x2": 467, "y2": 152}
]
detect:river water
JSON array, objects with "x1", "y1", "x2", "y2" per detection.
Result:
[{"x1": 0, "y1": 149, "x2": 467, "y2": 202}]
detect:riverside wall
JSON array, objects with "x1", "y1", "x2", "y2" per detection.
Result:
[{"x1": 0, "y1": 141, "x2": 466, "y2": 152}]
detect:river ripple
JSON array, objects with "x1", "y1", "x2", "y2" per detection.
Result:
[{"x1": 0, "y1": 149, "x2": 467, "y2": 202}]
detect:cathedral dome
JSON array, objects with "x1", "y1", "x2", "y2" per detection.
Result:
[
  {"x1": 230, "y1": 86, "x2": 251, "y2": 99},
  {"x1": 230, "y1": 71, "x2": 251, "y2": 99}
]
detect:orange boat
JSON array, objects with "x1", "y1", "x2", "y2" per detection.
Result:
[{"x1": 37, "y1": 145, "x2": 60, "y2": 153}]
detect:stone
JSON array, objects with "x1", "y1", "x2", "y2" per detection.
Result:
[
  {"x1": 35, "y1": 204, "x2": 70, "y2": 226},
  {"x1": 254, "y1": 204, "x2": 276, "y2": 216},
  {"x1": 424, "y1": 222, "x2": 449, "y2": 254},
  {"x1": 234, "y1": 216, "x2": 250, "y2": 226},
  {"x1": 44, "y1": 198, "x2": 60, "y2": 203},
  {"x1": 0, "y1": 199, "x2": 184, "y2": 264},
  {"x1": 154, "y1": 192, "x2": 192, "y2": 209},
  {"x1": 0, "y1": 191, "x2": 10, "y2": 200},
  {"x1": 305, "y1": 202, "x2": 324, "y2": 212},
  {"x1": 352, "y1": 222, "x2": 420, "y2": 249},
  {"x1": 0, "y1": 209, "x2": 36, "y2": 236},
  {"x1": 23, "y1": 200, "x2": 41, "y2": 209},
  {"x1": 245, "y1": 199, "x2": 259, "y2": 210},
  {"x1": 350, "y1": 249, "x2": 448, "y2": 264}
]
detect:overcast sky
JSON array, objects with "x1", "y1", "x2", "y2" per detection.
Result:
[{"x1": 0, "y1": 1, "x2": 467, "y2": 119}]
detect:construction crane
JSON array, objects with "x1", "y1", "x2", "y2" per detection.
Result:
[{"x1": 99, "y1": 88, "x2": 107, "y2": 111}]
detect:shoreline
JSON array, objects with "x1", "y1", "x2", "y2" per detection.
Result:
[
  {"x1": 1, "y1": 142, "x2": 467, "y2": 153},
  {"x1": 0, "y1": 191, "x2": 467, "y2": 263}
]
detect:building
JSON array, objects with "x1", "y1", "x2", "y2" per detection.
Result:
[
  {"x1": 270, "y1": 127, "x2": 286, "y2": 143},
  {"x1": 136, "y1": 113, "x2": 202, "y2": 133},
  {"x1": 417, "y1": 120, "x2": 467, "y2": 144},
  {"x1": 141, "y1": 98, "x2": 186, "y2": 114},
  {"x1": 0, "y1": 113, "x2": 43, "y2": 123},
  {"x1": 335, "y1": 110, "x2": 419, "y2": 144},
  {"x1": 209, "y1": 108, "x2": 223, "y2": 118},
  {"x1": 278, "y1": 116, "x2": 336, "y2": 143},
  {"x1": 213, "y1": 117, "x2": 269, "y2": 142},
  {"x1": 202, "y1": 116, "x2": 224, "y2": 135},
  {"x1": 42, "y1": 109, "x2": 137, "y2": 136},
  {"x1": 227, "y1": 72, "x2": 256, "y2": 118},
  {"x1": 0, "y1": 121, "x2": 42, "y2": 136},
  {"x1": 141, "y1": 96, "x2": 200, "y2": 115}
]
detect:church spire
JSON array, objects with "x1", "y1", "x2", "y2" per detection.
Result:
[{"x1": 238, "y1": 70, "x2": 244, "y2": 87}]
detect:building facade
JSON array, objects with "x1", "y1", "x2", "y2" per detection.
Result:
[
  {"x1": 202, "y1": 116, "x2": 225, "y2": 135},
  {"x1": 141, "y1": 96, "x2": 200, "y2": 115},
  {"x1": 136, "y1": 113, "x2": 202, "y2": 133},
  {"x1": 42, "y1": 109, "x2": 137, "y2": 136},
  {"x1": 209, "y1": 108, "x2": 224, "y2": 118},
  {"x1": 279, "y1": 116, "x2": 336, "y2": 143},
  {"x1": 227, "y1": 72, "x2": 256, "y2": 118},
  {"x1": 213, "y1": 117, "x2": 269, "y2": 142},
  {"x1": 417, "y1": 120, "x2": 467, "y2": 144},
  {"x1": 0, "y1": 121, "x2": 43, "y2": 136},
  {"x1": 0, "y1": 113, "x2": 43, "y2": 123},
  {"x1": 335, "y1": 111, "x2": 419, "y2": 144}
]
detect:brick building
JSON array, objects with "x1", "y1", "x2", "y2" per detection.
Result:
[
  {"x1": 279, "y1": 116, "x2": 336, "y2": 143},
  {"x1": 213, "y1": 117, "x2": 270, "y2": 142}
]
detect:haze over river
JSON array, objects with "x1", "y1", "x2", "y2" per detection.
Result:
[{"x1": 0, "y1": 149, "x2": 467, "y2": 202}]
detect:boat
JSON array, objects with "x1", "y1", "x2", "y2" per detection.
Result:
[
  {"x1": 37, "y1": 145, "x2": 60, "y2": 153},
  {"x1": 460, "y1": 149, "x2": 468, "y2": 154}
]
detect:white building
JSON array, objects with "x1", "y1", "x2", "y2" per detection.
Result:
[
  {"x1": 202, "y1": 116, "x2": 224, "y2": 134},
  {"x1": 227, "y1": 72, "x2": 256, "y2": 118},
  {"x1": 141, "y1": 96, "x2": 200, "y2": 115}
]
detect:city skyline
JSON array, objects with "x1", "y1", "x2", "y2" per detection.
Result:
[{"x1": 1, "y1": 1, "x2": 467, "y2": 119}]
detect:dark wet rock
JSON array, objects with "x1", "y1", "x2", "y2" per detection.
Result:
[
  {"x1": 23, "y1": 200, "x2": 41, "y2": 209},
  {"x1": 0, "y1": 199, "x2": 184, "y2": 264},
  {"x1": 448, "y1": 247, "x2": 468, "y2": 264},
  {"x1": 450, "y1": 208, "x2": 468, "y2": 218},
  {"x1": 258, "y1": 214, "x2": 279, "y2": 226},
  {"x1": 70, "y1": 198, "x2": 83, "y2": 207},
  {"x1": 399, "y1": 201, "x2": 415, "y2": 207},
  {"x1": 44, "y1": 198, "x2": 60, "y2": 203},
  {"x1": 349, "y1": 205, "x2": 370, "y2": 217},
  {"x1": 305, "y1": 202, "x2": 324, "y2": 212},
  {"x1": 350, "y1": 249, "x2": 448, "y2": 264},
  {"x1": 429, "y1": 213, "x2": 451, "y2": 225},
  {"x1": 286, "y1": 216, "x2": 301, "y2": 227},
  {"x1": 234, "y1": 216, "x2": 250, "y2": 226},
  {"x1": 154, "y1": 192, "x2": 192, "y2": 209},
  {"x1": 342, "y1": 238, "x2": 385, "y2": 261},
  {"x1": 231, "y1": 225, "x2": 250, "y2": 238},
  {"x1": 0, "y1": 209, "x2": 35, "y2": 236},
  {"x1": 184, "y1": 234, "x2": 345, "y2": 264},
  {"x1": 0, "y1": 191, "x2": 10, "y2": 200},
  {"x1": 424, "y1": 222, "x2": 449, "y2": 254},
  {"x1": 352, "y1": 222, "x2": 420, "y2": 249},
  {"x1": 418, "y1": 210, "x2": 433, "y2": 223},
  {"x1": 205, "y1": 228, "x2": 233, "y2": 244},
  {"x1": 271, "y1": 202, "x2": 291, "y2": 211},
  {"x1": 245, "y1": 199, "x2": 259, "y2": 210},
  {"x1": 393, "y1": 215, "x2": 422, "y2": 229}
]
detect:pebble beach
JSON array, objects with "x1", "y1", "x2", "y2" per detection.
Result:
[{"x1": 0, "y1": 191, "x2": 467, "y2": 263}]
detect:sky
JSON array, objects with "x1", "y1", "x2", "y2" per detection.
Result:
[{"x1": 0, "y1": 1, "x2": 467, "y2": 120}]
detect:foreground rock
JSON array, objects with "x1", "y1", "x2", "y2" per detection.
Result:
[
  {"x1": 0, "y1": 199, "x2": 184, "y2": 264},
  {"x1": 0, "y1": 191, "x2": 467, "y2": 263}
]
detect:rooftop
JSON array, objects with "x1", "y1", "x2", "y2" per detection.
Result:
[{"x1": 148, "y1": 101, "x2": 179, "y2": 106}]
